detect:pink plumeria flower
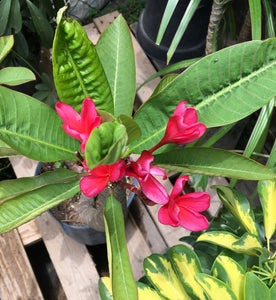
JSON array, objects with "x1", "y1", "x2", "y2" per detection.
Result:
[
  {"x1": 80, "y1": 159, "x2": 126, "y2": 197},
  {"x1": 55, "y1": 97, "x2": 102, "y2": 153},
  {"x1": 150, "y1": 101, "x2": 206, "y2": 152},
  {"x1": 158, "y1": 176, "x2": 210, "y2": 231},
  {"x1": 126, "y1": 150, "x2": 169, "y2": 205}
]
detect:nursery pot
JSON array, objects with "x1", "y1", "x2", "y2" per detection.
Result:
[
  {"x1": 35, "y1": 162, "x2": 136, "y2": 246},
  {"x1": 136, "y1": 0, "x2": 212, "y2": 64}
]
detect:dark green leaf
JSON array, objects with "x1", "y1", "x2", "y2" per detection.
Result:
[
  {"x1": 52, "y1": 17, "x2": 114, "y2": 114},
  {"x1": 0, "y1": 0, "x2": 11, "y2": 35},
  {"x1": 7, "y1": 0, "x2": 22, "y2": 34}
]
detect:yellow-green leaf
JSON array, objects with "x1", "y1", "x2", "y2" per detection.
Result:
[
  {"x1": 212, "y1": 254, "x2": 245, "y2": 300},
  {"x1": 169, "y1": 245, "x2": 207, "y2": 300},
  {"x1": 195, "y1": 273, "x2": 237, "y2": 300},
  {"x1": 257, "y1": 177, "x2": 276, "y2": 241},
  {"x1": 197, "y1": 232, "x2": 263, "y2": 256},
  {"x1": 137, "y1": 282, "x2": 166, "y2": 300},
  {"x1": 143, "y1": 254, "x2": 190, "y2": 300},
  {"x1": 214, "y1": 186, "x2": 259, "y2": 236}
]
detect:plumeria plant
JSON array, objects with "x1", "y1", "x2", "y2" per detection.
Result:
[{"x1": 0, "y1": 6, "x2": 276, "y2": 299}]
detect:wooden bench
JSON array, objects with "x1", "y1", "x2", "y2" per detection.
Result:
[{"x1": 0, "y1": 11, "x2": 224, "y2": 300}]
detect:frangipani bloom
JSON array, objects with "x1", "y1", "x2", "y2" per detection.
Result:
[
  {"x1": 126, "y1": 151, "x2": 169, "y2": 205},
  {"x1": 80, "y1": 159, "x2": 126, "y2": 197},
  {"x1": 56, "y1": 97, "x2": 102, "y2": 153},
  {"x1": 158, "y1": 176, "x2": 210, "y2": 231},
  {"x1": 150, "y1": 101, "x2": 206, "y2": 153}
]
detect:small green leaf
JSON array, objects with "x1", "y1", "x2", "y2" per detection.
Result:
[
  {"x1": 0, "y1": 67, "x2": 35, "y2": 86},
  {"x1": 96, "y1": 14, "x2": 136, "y2": 117},
  {"x1": 119, "y1": 114, "x2": 141, "y2": 145},
  {"x1": 214, "y1": 186, "x2": 259, "y2": 236},
  {"x1": 26, "y1": 0, "x2": 54, "y2": 49},
  {"x1": 197, "y1": 232, "x2": 263, "y2": 256},
  {"x1": 0, "y1": 35, "x2": 13, "y2": 63},
  {"x1": 85, "y1": 122, "x2": 127, "y2": 169},
  {"x1": 98, "y1": 277, "x2": 113, "y2": 300},
  {"x1": 52, "y1": 17, "x2": 114, "y2": 114},
  {"x1": 271, "y1": 282, "x2": 276, "y2": 299},
  {"x1": 153, "y1": 147, "x2": 276, "y2": 180},
  {"x1": 244, "y1": 272, "x2": 270, "y2": 300},
  {"x1": 212, "y1": 254, "x2": 245, "y2": 300},
  {"x1": 144, "y1": 254, "x2": 190, "y2": 300},
  {"x1": 195, "y1": 273, "x2": 238, "y2": 300},
  {"x1": 257, "y1": 176, "x2": 276, "y2": 241},
  {"x1": 104, "y1": 195, "x2": 138, "y2": 299},
  {"x1": 0, "y1": 0, "x2": 11, "y2": 36}
]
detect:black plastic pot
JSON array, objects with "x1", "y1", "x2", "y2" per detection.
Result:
[
  {"x1": 35, "y1": 162, "x2": 136, "y2": 245},
  {"x1": 136, "y1": 0, "x2": 212, "y2": 64}
]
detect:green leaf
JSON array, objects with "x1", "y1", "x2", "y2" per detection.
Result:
[
  {"x1": 85, "y1": 122, "x2": 127, "y2": 169},
  {"x1": 118, "y1": 114, "x2": 141, "y2": 145},
  {"x1": 0, "y1": 140, "x2": 19, "y2": 157},
  {"x1": 197, "y1": 232, "x2": 263, "y2": 256},
  {"x1": 212, "y1": 254, "x2": 245, "y2": 300},
  {"x1": 143, "y1": 253, "x2": 190, "y2": 300},
  {"x1": 7, "y1": 0, "x2": 22, "y2": 34},
  {"x1": 136, "y1": 282, "x2": 166, "y2": 300},
  {"x1": 0, "y1": 86, "x2": 80, "y2": 162},
  {"x1": 169, "y1": 245, "x2": 207, "y2": 300},
  {"x1": 52, "y1": 17, "x2": 113, "y2": 114},
  {"x1": 248, "y1": 0, "x2": 262, "y2": 40},
  {"x1": 153, "y1": 147, "x2": 276, "y2": 180},
  {"x1": 257, "y1": 177, "x2": 276, "y2": 241},
  {"x1": 244, "y1": 272, "x2": 270, "y2": 300},
  {"x1": 0, "y1": 168, "x2": 79, "y2": 205},
  {"x1": 26, "y1": 0, "x2": 54, "y2": 49},
  {"x1": 0, "y1": 35, "x2": 14, "y2": 63},
  {"x1": 271, "y1": 282, "x2": 276, "y2": 299},
  {"x1": 0, "y1": 67, "x2": 35, "y2": 86},
  {"x1": 0, "y1": 171, "x2": 80, "y2": 233},
  {"x1": 96, "y1": 14, "x2": 136, "y2": 117},
  {"x1": 195, "y1": 273, "x2": 238, "y2": 300},
  {"x1": 104, "y1": 195, "x2": 138, "y2": 299},
  {"x1": 131, "y1": 39, "x2": 276, "y2": 152},
  {"x1": 166, "y1": 0, "x2": 201, "y2": 63},
  {"x1": 214, "y1": 186, "x2": 259, "y2": 236},
  {"x1": 0, "y1": 0, "x2": 11, "y2": 35},
  {"x1": 98, "y1": 277, "x2": 113, "y2": 300}
]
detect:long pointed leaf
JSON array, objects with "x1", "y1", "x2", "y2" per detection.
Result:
[
  {"x1": 153, "y1": 147, "x2": 276, "y2": 180},
  {"x1": 52, "y1": 17, "x2": 113, "y2": 114},
  {"x1": 131, "y1": 39, "x2": 276, "y2": 153},
  {"x1": 0, "y1": 177, "x2": 80, "y2": 233},
  {"x1": 0, "y1": 140, "x2": 19, "y2": 157},
  {"x1": 0, "y1": 86, "x2": 80, "y2": 161},
  {"x1": 248, "y1": 0, "x2": 262, "y2": 40},
  {"x1": 104, "y1": 195, "x2": 138, "y2": 300},
  {"x1": 96, "y1": 14, "x2": 136, "y2": 117}
]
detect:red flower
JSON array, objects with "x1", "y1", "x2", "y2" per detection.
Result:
[
  {"x1": 158, "y1": 176, "x2": 210, "y2": 231},
  {"x1": 150, "y1": 101, "x2": 206, "y2": 152},
  {"x1": 80, "y1": 159, "x2": 126, "y2": 197},
  {"x1": 56, "y1": 97, "x2": 102, "y2": 153},
  {"x1": 126, "y1": 151, "x2": 169, "y2": 205}
]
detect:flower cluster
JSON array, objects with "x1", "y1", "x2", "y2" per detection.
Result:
[{"x1": 56, "y1": 98, "x2": 210, "y2": 231}]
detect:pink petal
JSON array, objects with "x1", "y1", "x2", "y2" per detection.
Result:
[
  {"x1": 56, "y1": 101, "x2": 83, "y2": 132},
  {"x1": 177, "y1": 192, "x2": 210, "y2": 212},
  {"x1": 170, "y1": 176, "x2": 189, "y2": 200},
  {"x1": 158, "y1": 205, "x2": 179, "y2": 227},
  {"x1": 109, "y1": 159, "x2": 126, "y2": 182},
  {"x1": 62, "y1": 124, "x2": 82, "y2": 141},
  {"x1": 149, "y1": 165, "x2": 167, "y2": 179},
  {"x1": 81, "y1": 98, "x2": 102, "y2": 132},
  {"x1": 138, "y1": 151, "x2": 154, "y2": 172},
  {"x1": 182, "y1": 106, "x2": 198, "y2": 124},
  {"x1": 172, "y1": 101, "x2": 187, "y2": 117},
  {"x1": 80, "y1": 175, "x2": 108, "y2": 197},
  {"x1": 178, "y1": 207, "x2": 209, "y2": 231},
  {"x1": 140, "y1": 175, "x2": 169, "y2": 205}
]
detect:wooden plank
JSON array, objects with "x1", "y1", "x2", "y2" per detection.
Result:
[
  {"x1": 36, "y1": 213, "x2": 100, "y2": 300},
  {"x1": 0, "y1": 229, "x2": 43, "y2": 300},
  {"x1": 93, "y1": 11, "x2": 160, "y2": 104},
  {"x1": 17, "y1": 219, "x2": 41, "y2": 246},
  {"x1": 9, "y1": 156, "x2": 38, "y2": 178},
  {"x1": 83, "y1": 22, "x2": 100, "y2": 45}
]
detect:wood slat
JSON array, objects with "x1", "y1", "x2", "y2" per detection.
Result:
[
  {"x1": 36, "y1": 213, "x2": 100, "y2": 300},
  {"x1": 0, "y1": 229, "x2": 43, "y2": 300},
  {"x1": 17, "y1": 219, "x2": 41, "y2": 246}
]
